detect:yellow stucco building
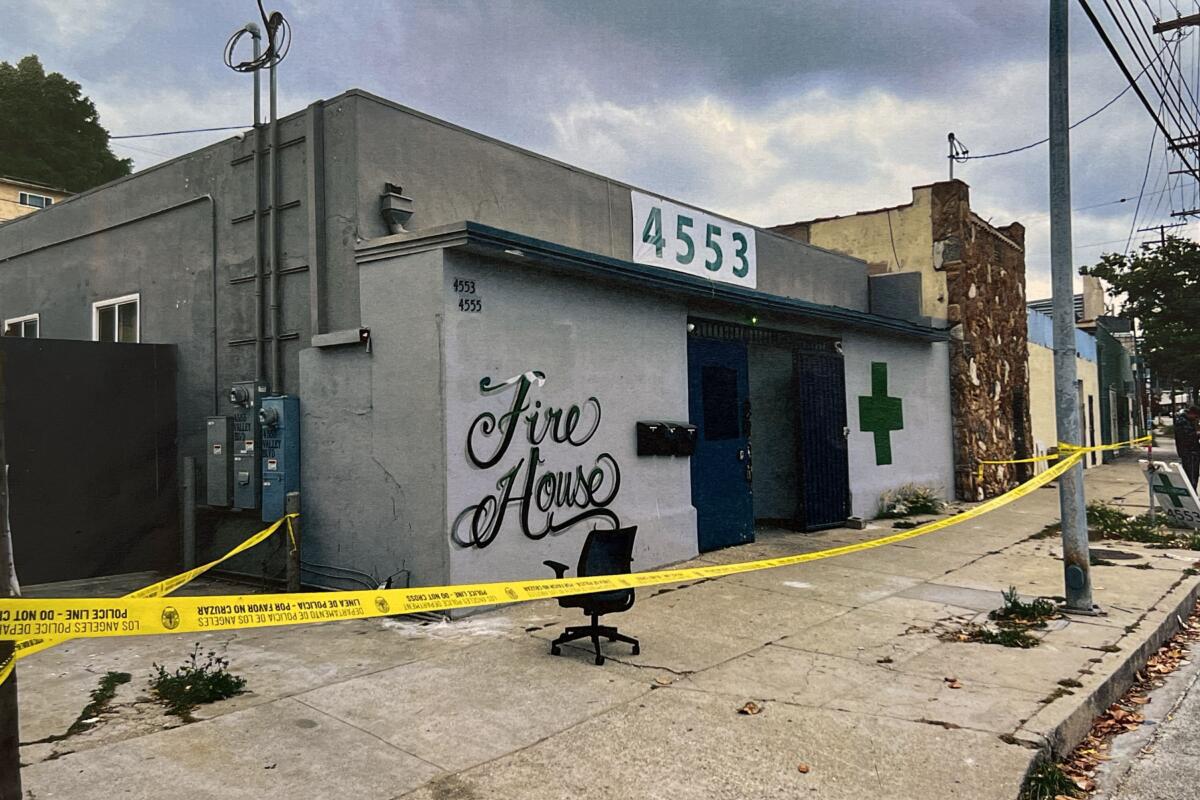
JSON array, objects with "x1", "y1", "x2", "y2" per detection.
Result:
[
  {"x1": 1026, "y1": 308, "x2": 1102, "y2": 470},
  {"x1": 0, "y1": 176, "x2": 70, "y2": 223}
]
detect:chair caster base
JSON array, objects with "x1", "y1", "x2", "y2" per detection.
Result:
[
  {"x1": 551, "y1": 645, "x2": 561, "y2": 656},
  {"x1": 632, "y1": 644, "x2": 640, "y2": 656},
  {"x1": 595, "y1": 654, "x2": 605, "y2": 665}
]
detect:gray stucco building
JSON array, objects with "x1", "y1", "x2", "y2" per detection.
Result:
[{"x1": 0, "y1": 89, "x2": 954, "y2": 590}]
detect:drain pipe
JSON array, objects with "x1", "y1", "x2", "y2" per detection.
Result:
[{"x1": 268, "y1": 56, "x2": 282, "y2": 393}]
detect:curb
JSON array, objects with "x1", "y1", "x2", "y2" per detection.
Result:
[{"x1": 1019, "y1": 575, "x2": 1200, "y2": 758}]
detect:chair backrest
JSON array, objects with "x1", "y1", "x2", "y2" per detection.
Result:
[
  {"x1": 567, "y1": 526, "x2": 637, "y2": 615},
  {"x1": 576, "y1": 526, "x2": 637, "y2": 578}
]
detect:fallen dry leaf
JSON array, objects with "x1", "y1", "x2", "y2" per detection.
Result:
[
  {"x1": 654, "y1": 676, "x2": 672, "y2": 685},
  {"x1": 1072, "y1": 775, "x2": 1096, "y2": 792},
  {"x1": 738, "y1": 701, "x2": 762, "y2": 715},
  {"x1": 947, "y1": 680, "x2": 963, "y2": 689},
  {"x1": 797, "y1": 764, "x2": 810, "y2": 774},
  {"x1": 1129, "y1": 696, "x2": 1150, "y2": 705}
]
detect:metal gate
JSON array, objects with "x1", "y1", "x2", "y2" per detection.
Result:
[
  {"x1": 688, "y1": 320, "x2": 849, "y2": 533},
  {"x1": 794, "y1": 349, "x2": 850, "y2": 530}
]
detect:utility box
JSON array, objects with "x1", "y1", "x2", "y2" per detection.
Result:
[
  {"x1": 205, "y1": 416, "x2": 232, "y2": 506},
  {"x1": 229, "y1": 379, "x2": 268, "y2": 510},
  {"x1": 260, "y1": 394, "x2": 300, "y2": 522}
]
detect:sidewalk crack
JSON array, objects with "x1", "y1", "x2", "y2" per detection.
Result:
[{"x1": 291, "y1": 696, "x2": 447, "y2": 773}]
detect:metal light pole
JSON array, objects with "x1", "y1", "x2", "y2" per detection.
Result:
[{"x1": 1049, "y1": 0, "x2": 1095, "y2": 612}]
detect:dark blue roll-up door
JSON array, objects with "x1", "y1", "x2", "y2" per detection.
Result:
[{"x1": 795, "y1": 350, "x2": 850, "y2": 530}]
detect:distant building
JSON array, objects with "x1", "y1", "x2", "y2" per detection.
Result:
[
  {"x1": 1026, "y1": 308, "x2": 1102, "y2": 470},
  {"x1": 773, "y1": 180, "x2": 1032, "y2": 500},
  {"x1": 0, "y1": 175, "x2": 70, "y2": 224},
  {"x1": 1027, "y1": 275, "x2": 1143, "y2": 460},
  {"x1": 1, "y1": 174, "x2": 72, "y2": 336}
]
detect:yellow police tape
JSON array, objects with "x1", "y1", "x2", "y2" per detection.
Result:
[
  {"x1": 976, "y1": 435, "x2": 1152, "y2": 479},
  {"x1": 0, "y1": 515, "x2": 293, "y2": 685},
  {"x1": 0, "y1": 450, "x2": 1090, "y2": 656},
  {"x1": 1059, "y1": 435, "x2": 1153, "y2": 453}
]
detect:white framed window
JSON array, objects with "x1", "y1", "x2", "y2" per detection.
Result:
[
  {"x1": 92, "y1": 294, "x2": 140, "y2": 343},
  {"x1": 3, "y1": 313, "x2": 39, "y2": 338},
  {"x1": 18, "y1": 192, "x2": 53, "y2": 209}
]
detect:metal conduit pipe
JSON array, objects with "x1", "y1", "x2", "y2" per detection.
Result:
[
  {"x1": 268, "y1": 59, "x2": 282, "y2": 393},
  {"x1": 249, "y1": 24, "x2": 266, "y2": 387}
]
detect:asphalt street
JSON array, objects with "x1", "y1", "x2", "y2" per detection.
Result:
[{"x1": 1104, "y1": 632, "x2": 1200, "y2": 800}]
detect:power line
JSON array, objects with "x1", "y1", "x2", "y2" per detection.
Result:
[
  {"x1": 110, "y1": 124, "x2": 251, "y2": 140},
  {"x1": 955, "y1": 33, "x2": 1170, "y2": 162},
  {"x1": 1106, "y1": 0, "x2": 1195, "y2": 134},
  {"x1": 1079, "y1": 0, "x2": 1200, "y2": 183},
  {"x1": 1126, "y1": 96, "x2": 1166, "y2": 252}
]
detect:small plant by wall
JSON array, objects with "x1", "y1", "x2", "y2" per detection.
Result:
[{"x1": 876, "y1": 483, "x2": 945, "y2": 519}]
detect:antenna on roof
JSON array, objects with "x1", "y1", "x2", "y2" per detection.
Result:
[{"x1": 948, "y1": 133, "x2": 970, "y2": 181}]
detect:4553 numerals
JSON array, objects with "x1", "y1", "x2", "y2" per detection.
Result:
[
  {"x1": 453, "y1": 278, "x2": 483, "y2": 313},
  {"x1": 641, "y1": 206, "x2": 750, "y2": 278}
]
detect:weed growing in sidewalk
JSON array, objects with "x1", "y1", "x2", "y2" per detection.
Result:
[
  {"x1": 970, "y1": 624, "x2": 1040, "y2": 648},
  {"x1": 1085, "y1": 502, "x2": 1200, "y2": 550},
  {"x1": 22, "y1": 670, "x2": 133, "y2": 745},
  {"x1": 876, "y1": 483, "x2": 944, "y2": 519},
  {"x1": 149, "y1": 644, "x2": 246, "y2": 721},
  {"x1": 71, "y1": 671, "x2": 132, "y2": 733},
  {"x1": 942, "y1": 587, "x2": 1058, "y2": 649},
  {"x1": 990, "y1": 587, "x2": 1058, "y2": 625},
  {"x1": 1020, "y1": 760, "x2": 1082, "y2": 799},
  {"x1": 1085, "y1": 502, "x2": 1131, "y2": 537}
]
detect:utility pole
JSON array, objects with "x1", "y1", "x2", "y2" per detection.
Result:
[
  {"x1": 1049, "y1": 0, "x2": 1095, "y2": 613},
  {"x1": 1137, "y1": 222, "x2": 1185, "y2": 247},
  {"x1": 1153, "y1": 13, "x2": 1200, "y2": 34},
  {"x1": 0, "y1": 351, "x2": 22, "y2": 800}
]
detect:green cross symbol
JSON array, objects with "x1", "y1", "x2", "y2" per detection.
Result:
[
  {"x1": 859, "y1": 362, "x2": 904, "y2": 466},
  {"x1": 1152, "y1": 473, "x2": 1190, "y2": 508}
]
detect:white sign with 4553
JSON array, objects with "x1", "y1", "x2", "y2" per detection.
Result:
[
  {"x1": 1142, "y1": 460, "x2": 1200, "y2": 529},
  {"x1": 631, "y1": 190, "x2": 757, "y2": 289}
]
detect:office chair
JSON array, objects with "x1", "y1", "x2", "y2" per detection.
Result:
[{"x1": 543, "y1": 526, "x2": 639, "y2": 665}]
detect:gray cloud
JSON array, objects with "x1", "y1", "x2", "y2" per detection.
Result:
[{"x1": 3, "y1": 0, "x2": 1195, "y2": 294}]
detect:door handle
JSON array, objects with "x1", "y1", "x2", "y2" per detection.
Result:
[{"x1": 737, "y1": 449, "x2": 746, "y2": 461}]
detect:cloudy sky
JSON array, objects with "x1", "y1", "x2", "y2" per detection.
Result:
[{"x1": 5, "y1": 0, "x2": 1200, "y2": 298}]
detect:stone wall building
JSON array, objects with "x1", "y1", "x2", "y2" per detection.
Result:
[{"x1": 773, "y1": 180, "x2": 1033, "y2": 500}]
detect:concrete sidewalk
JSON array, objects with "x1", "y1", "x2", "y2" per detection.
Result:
[{"x1": 16, "y1": 455, "x2": 1200, "y2": 799}]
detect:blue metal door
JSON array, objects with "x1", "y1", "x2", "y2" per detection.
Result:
[
  {"x1": 795, "y1": 350, "x2": 850, "y2": 530},
  {"x1": 688, "y1": 337, "x2": 754, "y2": 551}
]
